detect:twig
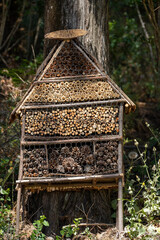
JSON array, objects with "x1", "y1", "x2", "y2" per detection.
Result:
[
  {"x1": 34, "y1": 18, "x2": 41, "y2": 48},
  {"x1": 29, "y1": 205, "x2": 43, "y2": 220},
  {"x1": 63, "y1": 223, "x2": 114, "y2": 228},
  {"x1": 1, "y1": 0, "x2": 26, "y2": 52},
  {"x1": 154, "y1": 5, "x2": 160, "y2": 11},
  {"x1": 31, "y1": 45, "x2": 37, "y2": 70},
  {"x1": 15, "y1": 73, "x2": 26, "y2": 84},
  {"x1": 7, "y1": 34, "x2": 27, "y2": 52},
  {"x1": 0, "y1": 53, "x2": 9, "y2": 67}
]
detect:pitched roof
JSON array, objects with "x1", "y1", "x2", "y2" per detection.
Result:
[{"x1": 10, "y1": 39, "x2": 135, "y2": 123}]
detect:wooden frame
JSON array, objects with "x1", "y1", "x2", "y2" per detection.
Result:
[
  {"x1": 16, "y1": 104, "x2": 124, "y2": 234},
  {"x1": 14, "y1": 36, "x2": 135, "y2": 235}
]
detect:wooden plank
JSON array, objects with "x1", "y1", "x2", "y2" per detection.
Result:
[
  {"x1": 23, "y1": 182, "x2": 119, "y2": 191},
  {"x1": 22, "y1": 135, "x2": 122, "y2": 145},
  {"x1": 16, "y1": 173, "x2": 123, "y2": 184},
  {"x1": 39, "y1": 75, "x2": 106, "y2": 82},
  {"x1": 22, "y1": 99, "x2": 125, "y2": 110},
  {"x1": 45, "y1": 29, "x2": 88, "y2": 40}
]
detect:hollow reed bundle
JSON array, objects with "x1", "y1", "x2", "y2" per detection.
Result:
[
  {"x1": 24, "y1": 106, "x2": 119, "y2": 137},
  {"x1": 26, "y1": 79, "x2": 120, "y2": 104},
  {"x1": 43, "y1": 41, "x2": 98, "y2": 77}
]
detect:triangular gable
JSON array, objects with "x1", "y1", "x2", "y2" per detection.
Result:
[
  {"x1": 38, "y1": 40, "x2": 103, "y2": 80},
  {"x1": 9, "y1": 40, "x2": 135, "y2": 123}
]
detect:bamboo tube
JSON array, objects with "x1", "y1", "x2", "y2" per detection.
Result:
[
  {"x1": 26, "y1": 79, "x2": 120, "y2": 104},
  {"x1": 24, "y1": 106, "x2": 119, "y2": 137}
]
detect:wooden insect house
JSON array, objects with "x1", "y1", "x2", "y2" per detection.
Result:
[{"x1": 10, "y1": 29, "x2": 135, "y2": 233}]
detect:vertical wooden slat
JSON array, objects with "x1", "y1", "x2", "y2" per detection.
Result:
[
  {"x1": 45, "y1": 144, "x2": 49, "y2": 172},
  {"x1": 117, "y1": 103, "x2": 124, "y2": 232},
  {"x1": 93, "y1": 141, "x2": 96, "y2": 155}
]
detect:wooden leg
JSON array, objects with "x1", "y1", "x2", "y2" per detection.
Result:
[
  {"x1": 16, "y1": 185, "x2": 22, "y2": 236},
  {"x1": 118, "y1": 178, "x2": 123, "y2": 232}
]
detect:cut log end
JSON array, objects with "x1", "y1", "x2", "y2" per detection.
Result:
[{"x1": 45, "y1": 29, "x2": 88, "y2": 40}]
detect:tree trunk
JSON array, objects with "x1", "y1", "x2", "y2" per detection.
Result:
[
  {"x1": 44, "y1": 0, "x2": 109, "y2": 73},
  {"x1": 27, "y1": 0, "x2": 111, "y2": 236}
]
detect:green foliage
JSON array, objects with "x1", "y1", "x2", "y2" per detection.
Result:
[
  {"x1": 30, "y1": 215, "x2": 49, "y2": 240},
  {"x1": 0, "y1": 187, "x2": 20, "y2": 239},
  {"x1": 56, "y1": 218, "x2": 93, "y2": 239},
  {"x1": 109, "y1": 1, "x2": 159, "y2": 101},
  {"x1": 0, "y1": 54, "x2": 43, "y2": 86},
  {"x1": 124, "y1": 132, "x2": 160, "y2": 239}
]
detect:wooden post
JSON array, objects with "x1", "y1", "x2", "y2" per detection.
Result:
[
  {"x1": 16, "y1": 113, "x2": 25, "y2": 235},
  {"x1": 16, "y1": 185, "x2": 22, "y2": 236},
  {"x1": 117, "y1": 103, "x2": 124, "y2": 232}
]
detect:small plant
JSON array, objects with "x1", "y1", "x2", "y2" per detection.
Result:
[
  {"x1": 30, "y1": 215, "x2": 49, "y2": 240},
  {"x1": 56, "y1": 218, "x2": 93, "y2": 239},
  {"x1": 124, "y1": 137, "x2": 160, "y2": 240},
  {"x1": 0, "y1": 187, "x2": 15, "y2": 238}
]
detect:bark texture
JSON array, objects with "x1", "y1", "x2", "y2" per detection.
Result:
[
  {"x1": 27, "y1": 0, "x2": 111, "y2": 235},
  {"x1": 27, "y1": 190, "x2": 111, "y2": 236},
  {"x1": 44, "y1": 0, "x2": 109, "y2": 73}
]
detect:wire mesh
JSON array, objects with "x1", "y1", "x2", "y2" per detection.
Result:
[
  {"x1": 43, "y1": 41, "x2": 99, "y2": 78},
  {"x1": 20, "y1": 39, "x2": 124, "y2": 181},
  {"x1": 25, "y1": 78, "x2": 120, "y2": 105},
  {"x1": 24, "y1": 104, "x2": 119, "y2": 139},
  {"x1": 22, "y1": 141, "x2": 118, "y2": 178}
]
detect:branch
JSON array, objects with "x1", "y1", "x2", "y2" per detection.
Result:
[
  {"x1": 0, "y1": 0, "x2": 26, "y2": 52},
  {"x1": 34, "y1": 18, "x2": 41, "y2": 48},
  {"x1": 0, "y1": 54, "x2": 9, "y2": 67},
  {"x1": 0, "y1": 0, "x2": 11, "y2": 46},
  {"x1": 154, "y1": 6, "x2": 160, "y2": 11},
  {"x1": 135, "y1": 2, "x2": 154, "y2": 62}
]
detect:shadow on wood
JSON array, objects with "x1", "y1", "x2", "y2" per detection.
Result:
[{"x1": 26, "y1": 190, "x2": 112, "y2": 235}]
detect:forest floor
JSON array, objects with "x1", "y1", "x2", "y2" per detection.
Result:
[{"x1": 19, "y1": 223, "x2": 129, "y2": 240}]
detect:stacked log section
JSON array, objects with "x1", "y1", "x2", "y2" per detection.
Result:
[
  {"x1": 94, "y1": 141, "x2": 118, "y2": 174},
  {"x1": 24, "y1": 106, "x2": 119, "y2": 137},
  {"x1": 23, "y1": 148, "x2": 48, "y2": 177},
  {"x1": 43, "y1": 41, "x2": 98, "y2": 78},
  {"x1": 26, "y1": 79, "x2": 120, "y2": 104}
]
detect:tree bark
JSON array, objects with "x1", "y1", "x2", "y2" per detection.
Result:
[
  {"x1": 44, "y1": 0, "x2": 109, "y2": 73},
  {"x1": 27, "y1": 0, "x2": 111, "y2": 236}
]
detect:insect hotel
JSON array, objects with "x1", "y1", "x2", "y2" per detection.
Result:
[{"x1": 10, "y1": 29, "x2": 135, "y2": 233}]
